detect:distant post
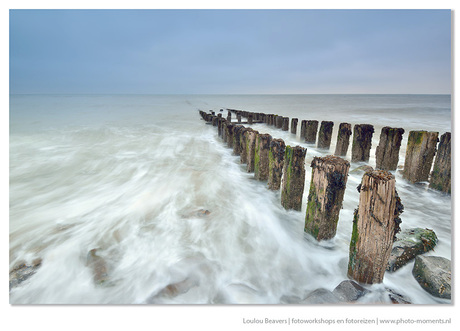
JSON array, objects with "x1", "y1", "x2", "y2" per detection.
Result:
[
  {"x1": 334, "y1": 123, "x2": 352, "y2": 156},
  {"x1": 268, "y1": 139, "x2": 286, "y2": 191},
  {"x1": 291, "y1": 118, "x2": 298, "y2": 134},
  {"x1": 254, "y1": 134, "x2": 273, "y2": 181},
  {"x1": 281, "y1": 146, "x2": 307, "y2": 211},
  {"x1": 402, "y1": 131, "x2": 438, "y2": 183},
  {"x1": 429, "y1": 132, "x2": 451, "y2": 194},
  {"x1": 351, "y1": 124, "x2": 375, "y2": 162},
  {"x1": 317, "y1": 121, "x2": 334, "y2": 149},
  {"x1": 375, "y1": 127, "x2": 405, "y2": 171},
  {"x1": 305, "y1": 120, "x2": 319, "y2": 143}
]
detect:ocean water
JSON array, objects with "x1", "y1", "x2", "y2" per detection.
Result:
[{"x1": 9, "y1": 94, "x2": 451, "y2": 304}]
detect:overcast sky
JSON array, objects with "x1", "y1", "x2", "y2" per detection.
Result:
[{"x1": 9, "y1": 9, "x2": 451, "y2": 94}]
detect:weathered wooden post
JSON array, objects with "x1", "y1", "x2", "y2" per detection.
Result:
[
  {"x1": 276, "y1": 116, "x2": 284, "y2": 129},
  {"x1": 226, "y1": 122, "x2": 234, "y2": 148},
  {"x1": 347, "y1": 170, "x2": 403, "y2": 284},
  {"x1": 334, "y1": 123, "x2": 352, "y2": 156},
  {"x1": 221, "y1": 119, "x2": 227, "y2": 141},
  {"x1": 281, "y1": 146, "x2": 307, "y2": 211},
  {"x1": 227, "y1": 110, "x2": 232, "y2": 122},
  {"x1": 237, "y1": 113, "x2": 242, "y2": 123},
  {"x1": 429, "y1": 132, "x2": 451, "y2": 193},
  {"x1": 273, "y1": 115, "x2": 278, "y2": 127},
  {"x1": 317, "y1": 121, "x2": 334, "y2": 149},
  {"x1": 245, "y1": 129, "x2": 259, "y2": 172},
  {"x1": 232, "y1": 125, "x2": 244, "y2": 155},
  {"x1": 282, "y1": 117, "x2": 289, "y2": 131},
  {"x1": 217, "y1": 117, "x2": 224, "y2": 137},
  {"x1": 402, "y1": 131, "x2": 439, "y2": 183},
  {"x1": 239, "y1": 127, "x2": 251, "y2": 164},
  {"x1": 375, "y1": 127, "x2": 405, "y2": 171},
  {"x1": 351, "y1": 124, "x2": 375, "y2": 162},
  {"x1": 300, "y1": 120, "x2": 307, "y2": 140},
  {"x1": 254, "y1": 134, "x2": 273, "y2": 181},
  {"x1": 291, "y1": 118, "x2": 298, "y2": 134},
  {"x1": 212, "y1": 116, "x2": 218, "y2": 127},
  {"x1": 248, "y1": 113, "x2": 254, "y2": 125},
  {"x1": 268, "y1": 139, "x2": 286, "y2": 191},
  {"x1": 305, "y1": 156, "x2": 350, "y2": 241},
  {"x1": 305, "y1": 120, "x2": 319, "y2": 144}
]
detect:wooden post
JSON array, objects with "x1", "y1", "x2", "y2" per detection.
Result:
[
  {"x1": 226, "y1": 122, "x2": 234, "y2": 148},
  {"x1": 268, "y1": 139, "x2": 286, "y2": 191},
  {"x1": 221, "y1": 119, "x2": 227, "y2": 141},
  {"x1": 351, "y1": 124, "x2": 375, "y2": 162},
  {"x1": 375, "y1": 127, "x2": 405, "y2": 171},
  {"x1": 291, "y1": 118, "x2": 298, "y2": 134},
  {"x1": 429, "y1": 132, "x2": 451, "y2": 193},
  {"x1": 212, "y1": 116, "x2": 218, "y2": 127},
  {"x1": 347, "y1": 170, "x2": 403, "y2": 284},
  {"x1": 281, "y1": 146, "x2": 307, "y2": 211},
  {"x1": 245, "y1": 129, "x2": 259, "y2": 172},
  {"x1": 237, "y1": 113, "x2": 242, "y2": 123},
  {"x1": 334, "y1": 123, "x2": 352, "y2": 156},
  {"x1": 217, "y1": 117, "x2": 224, "y2": 137},
  {"x1": 276, "y1": 116, "x2": 284, "y2": 129},
  {"x1": 402, "y1": 131, "x2": 439, "y2": 183},
  {"x1": 300, "y1": 120, "x2": 307, "y2": 140},
  {"x1": 282, "y1": 117, "x2": 289, "y2": 131},
  {"x1": 305, "y1": 120, "x2": 319, "y2": 143},
  {"x1": 254, "y1": 133, "x2": 273, "y2": 181},
  {"x1": 317, "y1": 121, "x2": 334, "y2": 149},
  {"x1": 305, "y1": 156, "x2": 350, "y2": 241},
  {"x1": 239, "y1": 127, "x2": 251, "y2": 164},
  {"x1": 232, "y1": 125, "x2": 244, "y2": 155},
  {"x1": 248, "y1": 113, "x2": 253, "y2": 125},
  {"x1": 273, "y1": 115, "x2": 278, "y2": 127}
]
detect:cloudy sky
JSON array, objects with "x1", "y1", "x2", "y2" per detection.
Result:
[{"x1": 9, "y1": 9, "x2": 451, "y2": 94}]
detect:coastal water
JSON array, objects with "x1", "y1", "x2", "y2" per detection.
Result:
[{"x1": 9, "y1": 94, "x2": 451, "y2": 304}]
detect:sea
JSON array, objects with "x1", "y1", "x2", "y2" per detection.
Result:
[{"x1": 9, "y1": 94, "x2": 452, "y2": 304}]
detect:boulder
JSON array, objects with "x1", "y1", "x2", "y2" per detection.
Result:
[
  {"x1": 301, "y1": 288, "x2": 341, "y2": 304},
  {"x1": 387, "y1": 228, "x2": 437, "y2": 272},
  {"x1": 9, "y1": 258, "x2": 42, "y2": 291},
  {"x1": 86, "y1": 249, "x2": 109, "y2": 286},
  {"x1": 350, "y1": 165, "x2": 374, "y2": 174},
  {"x1": 412, "y1": 255, "x2": 451, "y2": 299},
  {"x1": 332, "y1": 280, "x2": 369, "y2": 302},
  {"x1": 387, "y1": 288, "x2": 411, "y2": 304}
]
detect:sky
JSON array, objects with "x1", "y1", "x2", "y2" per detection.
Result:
[{"x1": 9, "y1": 9, "x2": 452, "y2": 94}]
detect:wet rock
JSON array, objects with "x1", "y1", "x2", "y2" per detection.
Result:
[
  {"x1": 301, "y1": 288, "x2": 340, "y2": 304},
  {"x1": 387, "y1": 288, "x2": 411, "y2": 304},
  {"x1": 350, "y1": 165, "x2": 374, "y2": 174},
  {"x1": 387, "y1": 228, "x2": 438, "y2": 272},
  {"x1": 86, "y1": 249, "x2": 109, "y2": 286},
  {"x1": 9, "y1": 258, "x2": 42, "y2": 291},
  {"x1": 332, "y1": 280, "x2": 369, "y2": 302},
  {"x1": 412, "y1": 255, "x2": 451, "y2": 299}
]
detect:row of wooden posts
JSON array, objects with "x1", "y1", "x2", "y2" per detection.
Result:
[{"x1": 199, "y1": 108, "x2": 450, "y2": 285}]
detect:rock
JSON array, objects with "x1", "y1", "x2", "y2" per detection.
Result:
[
  {"x1": 9, "y1": 258, "x2": 42, "y2": 291},
  {"x1": 350, "y1": 165, "x2": 374, "y2": 174},
  {"x1": 387, "y1": 228, "x2": 437, "y2": 272},
  {"x1": 412, "y1": 255, "x2": 451, "y2": 299},
  {"x1": 86, "y1": 249, "x2": 109, "y2": 286},
  {"x1": 332, "y1": 280, "x2": 369, "y2": 302},
  {"x1": 301, "y1": 288, "x2": 340, "y2": 304},
  {"x1": 387, "y1": 288, "x2": 411, "y2": 304}
]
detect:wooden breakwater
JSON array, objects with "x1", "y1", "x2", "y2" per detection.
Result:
[
  {"x1": 220, "y1": 108, "x2": 450, "y2": 195},
  {"x1": 199, "y1": 107, "x2": 448, "y2": 285}
]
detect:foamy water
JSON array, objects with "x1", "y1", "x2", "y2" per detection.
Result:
[{"x1": 9, "y1": 94, "x2": 451, "y2": 304}]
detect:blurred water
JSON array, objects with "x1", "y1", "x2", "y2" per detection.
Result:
[{"x1": 9, "y1": 94, "x2": 451, "y2": 304}]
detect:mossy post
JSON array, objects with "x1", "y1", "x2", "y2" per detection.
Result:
[
  {"x1": 281, "y1": 146, "x2": 307, "y2": 211},
  {"x1": 305, "y1": 156, "x2": 350, "y2": 241},
  {"x1": 429, "y1": 132, "x2": 451, "y2": 193},
  {"x1": 232, "y1": 125, "x2": 244, "y2": 155},
  {"x1": 300, "y1": 120, "x2": 307, "y2": 140},
  {"x1": 305, "y1": 120, "x2": 319, "y2": 143},
  {"x1": 217, "y1": 118, "x2": 224, "y2": 138},
  {"x1": 282, "y1": 117, "x2": 289, "y2": 131},
  {"x1": 351, "y1": 124, "x2": 375, "y2": 162},
  {"x1": 375, "y1": 127, "x2": 405, "y2": 171},
  {"x1": 276, "y1": 116, "x2": 284, "y2": 129},
  {"x1": 268, "y1": 139, "x2": 286, "y2": 190},
  {"x1": 334, "y1": 123, "x2": 352, "y2": 156},
  {"x1": 246, "y1": 129, "x2": 259, "y2": 173},
  {"x1": 225, "y1": 122, "x2": 234, "y2": 148},
  {"x1": 221, "y1": 119, "x2": 228, "y2": 141},
  {"x1": 402, "y1": 131, "x2": 439, "y2": 183},
  {"x1": 347, "y1": 170, "x2": 403, "y2": 284},
  {"x1": 254, "y1": 133, "x2": 273, "y2": 181},
  {"x1": 317, "y1": 121, "x2": 334, "y2": 149},
  {"x1": 248, "y1": 113, "x2": 253, "y2": 125},
  {"x1": 291, "y1": 118, "x2": 298, "y2": 134},
  {"x1": 239, "y1": 127, "x2": 251, "y2": 164}
]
